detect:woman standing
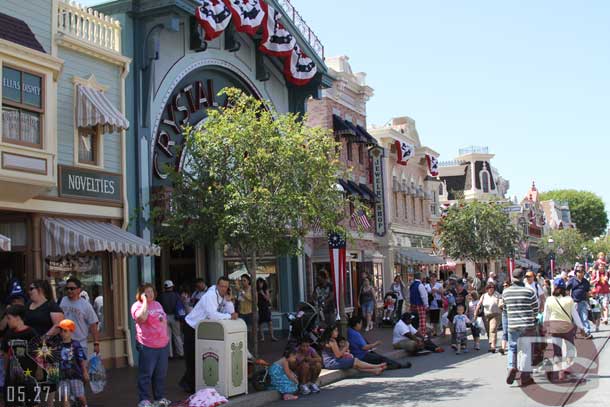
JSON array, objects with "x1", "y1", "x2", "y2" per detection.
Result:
[
  {"x1": 131, "y1": 283, "x2": 171, "y2": 407},
  {"x1": 543, "y1": 277, "x2": 585, "y2": 382},
  {"x1": 390, "y1": 275, "x2": 406, "y2": 321},
  {"x1": 25, "y1": 280, "x2": 64, "y2": 338},
  {"x1": 359, "y1": 278, "x2": 376, "y2": 332},
  {"x1": 474, "y1": 282, "x2": 502, "y2": 353},
  {"x1": 257, "y1": 278, "x2": 277, "y2": 342},
  {"x1": 238, "y1": 274, "x2": 253, "y2": 326}
]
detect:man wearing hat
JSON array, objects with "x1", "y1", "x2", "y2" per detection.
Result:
[
  {"x1": 158, "y1": 280, "x2": 184, "y2": 358},
  {"x1": 502, "y1": 267, "x2": 539, "y2": 387}
]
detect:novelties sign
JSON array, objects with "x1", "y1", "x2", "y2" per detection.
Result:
[{"x1": 59, "y1": 166, "x2": 122, "y2": 203}]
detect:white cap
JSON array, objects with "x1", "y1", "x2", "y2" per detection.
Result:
[
  {"x1": 163, "y1": 280, "x2": 174, "y2": 288},
  {"x1": 568, "y1": 271, "x2": 575, "y2": 277}
]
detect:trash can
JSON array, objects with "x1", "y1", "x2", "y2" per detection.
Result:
[{"x1": 195, "y1": 319, "x2": 248, "y2": 397}]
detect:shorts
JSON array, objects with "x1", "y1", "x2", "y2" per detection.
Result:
[
  {"x1": 456, "y1": 331, "x2": 467, "y2": 343},
  {"x1": 324, "y1": 357, "x2": 355, "y2": 370},
  {"x1": 361, "y1": 301, "x2": 374, "y2": 315},
  {"x1": 592, "y1": 311, "x2": 601, "y2": 321},
  {"x1": 599, "y1": 294, "x2": 610, "y2": 308},
  {"x1": 58, "y1": 379, "x2": 85, "y2": 400}
]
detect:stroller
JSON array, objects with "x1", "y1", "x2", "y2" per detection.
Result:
[
  {"x1": 285, "y1": 302, "x2": 323, "y2": 351},
  {"x1": 378, "y1": 291, "x2": 398, "y2": 327}
]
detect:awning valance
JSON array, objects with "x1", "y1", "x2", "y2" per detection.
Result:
[
  {"x1": 76, "y1": 85, "x2": 130, "y2": 133},
  {"x1": 43, "y1": 218, "x2": 160, "y2": 258},
  {"x1": 515, "y1": 258, "x2": 541, "y2": 271},
  {"x1": 338, "y1": 179, "x2": 375, "y2": 202},
  {"x1": 332, "y1": 115, "x2": 378, "y2": 146},
  {"x1": 395, "y1": 247, "x2": 445, "y2": 265},
  {"x1": 0, "y1": 234, "x2": 10, "y2": 251}
]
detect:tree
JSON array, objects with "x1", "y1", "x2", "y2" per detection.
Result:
[
  {"x1": 438, "y1": 201, "x2": 519, "y2": 268},
  {"x1": 539, "y1": 190, "x2": 608, "y2": 239},
  {"x1": 539, "y1": 228, "x2": 586, "y2": 268},
  {"x1": 153, "y1": 88, "x2": 346, "y2": 356}
]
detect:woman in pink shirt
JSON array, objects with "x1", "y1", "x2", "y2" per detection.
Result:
[{"x1": 131, "y1": 284, "x2": 171, "y2": 407}]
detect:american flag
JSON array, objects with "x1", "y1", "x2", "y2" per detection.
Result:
[
  {"x1": 309, "y1": 218, "x2": 323, "y2": 233},
  {"x1": 328, "y1": 232, "x2": 346, "y2": 320},
  {"x1": 352, "y1": 209, "x2": 372, "y2": 230}
]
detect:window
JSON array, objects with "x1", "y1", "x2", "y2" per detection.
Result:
[
  {"x1": 372, "y1": 263, "x2": 383, "y2": 301},
  {"x1": 421, "y1": 199, "x2": 425, "y2": 223},
  {"x1": 481, "y1": 171, "x2": 490, "y2": 193},
  {"x1": 439, "y1": 183, "x2": 444, "y2": 196},
  {"x1": 393, "y1": 192, "x2": 398, "y2": 218},
  {"x1": 411, "y1": 196, "x2": 416, "y2": 223},
  {"x1": 47, "y1": 254, "x2": 109, "y2": 335},
  {"x1": 403, "y1": 194, "x2": 408, "y2": 219},
  {"x1": 78, "y1": 127, "x2": 98, "y2": 164},
  {"x1": 358, "y1": 144, "x2": 364, "y2": 164},
  {"x1": 346, "y1": 141, "x2": 353, "y2": 161},
  {"x1": 2, "y1": 66, "x2": 43, "y2": 147}
]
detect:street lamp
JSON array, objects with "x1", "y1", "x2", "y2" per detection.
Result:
[
  {"x1": 548, "y1": 237, "x2": 555, "y2": 277},
  {"x1": 583, "y1": 247, "x2": 589, "y2": 271}
]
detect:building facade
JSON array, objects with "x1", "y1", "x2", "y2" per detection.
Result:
[
  {"x1": 305, "y1": 56, "x2": 385, "y2": 312},
  {"x1": 540, "y1": 198, "x2": 576, "y2": 232},
  {"x1": 0, "y1": 1, "x2": 157, "y2": 367},
  {"x1": 368, "y1": 117, "x2": 443, "y2": 290}
]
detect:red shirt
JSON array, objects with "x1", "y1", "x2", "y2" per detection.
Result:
[{"x1": 595, "y1": 280, "x2": 610, "y2": 295}]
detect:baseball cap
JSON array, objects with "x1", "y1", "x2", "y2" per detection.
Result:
[
  {"x1": 58, "y1": 319, "x2": 76, "y2": 332},
  {"x1": 163, "y1": 280, "x2": 174, "y2": 288},
  {"x1": 553, "y1": 277, "x2": 566, "y2": 290}
]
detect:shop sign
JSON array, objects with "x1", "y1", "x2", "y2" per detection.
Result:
[
  {"x1": 2, "y1": 66, "x2": 42, "y2": 108},
  {"x1": 59, "y1": 165, "x2": 122, "y2": 203},
  {"x1": 369, "y1": 146, "x2": 386, "y2": 236}
]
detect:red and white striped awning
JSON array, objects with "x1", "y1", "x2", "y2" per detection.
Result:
[
  {"x1": 0, "y1": 234, "x2": 10, "y2": 251},
  {"x1": 42, "y1": 217, "x2": 160, "y2": 258},
  {"x1": 76, "y1": 85, "x2": 129, "y2": 133}
]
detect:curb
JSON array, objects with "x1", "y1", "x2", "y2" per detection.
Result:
[{"x1": 226, "y1": 349, "x2": 409, "y2": 406}]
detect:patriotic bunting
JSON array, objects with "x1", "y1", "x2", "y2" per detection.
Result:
[
  {"x1": 394, "y1": 140, "x2": 415, "y2": 165},
  {"x1": 195, "y1": 0, "x2": 233, "y2": 41},
  {"x1": 328, "y1": 232, "x2": 346, "y2": 320},
  {"x1": 259, "y1": 3, "x2": 296, "y2": 58},
  {"x1": 284, "y1": 45, "x2": 318, "y2": 86},
  {"x1": 223, "y1": 0, "x2": 265, "y2": 36},
  {"x1": 426, "y1": 154, "x2": 439, "y2": 177}
]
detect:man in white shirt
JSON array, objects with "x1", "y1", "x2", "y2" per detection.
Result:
[
  {"x1": 392, "y1": 313, "x2": 424, "y2": 355},
  {"x1": 180, "y1": 276, "x2": 238, "y2": 393}
]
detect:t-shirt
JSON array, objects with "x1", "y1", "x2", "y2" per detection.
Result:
[
  {"x1": 392, "y1": 320, "x2": 417, "y2": 345},
  {"x1": 25, "y1": 300, "x2": 63, "y2": 338},
  {"x1": 59, "y1": 340, "x2": 87, "y2": 380},
  {"x1": 2, "y1": 327, "x2": 40, "y2": 386},
  {"x1": 158, "y1": 291, "x2": 180, "y2": 316},
  {"x1": 595, "y1": 280, "x2": 610, "y2": 295},
  {"x1": 453, "y1": 314, "x2": 470, "y2": 333},
  {"x1": 347, "y1": 328, "x2": 368, "y2": 359},
  {"x1": 295, "y1": 346, "x2": 318, "y2": 364},
  {"x1": 59, "y1": 297, "x2": 99, "y2": 351},
  {"x1": 131, "y1": 300, "x2": 169, "y2": 349}
]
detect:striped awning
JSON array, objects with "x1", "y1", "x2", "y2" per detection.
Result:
[
  {"x1": 76, "y1": 85, "x2": 129, "y2": 133},
  {"x1": 42, "y1": 217, "x2": 160, "y2": 258},
  {"x1": 0, "y1": 234, "x2": 10, "y2": 251},
  {"x1": 395, "y1": 247, "x2": 445, "y2": 265}
]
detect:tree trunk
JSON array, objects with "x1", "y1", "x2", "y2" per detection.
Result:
[{"x1": 250, "y1": 252, "x2": 259, "y2": 357}]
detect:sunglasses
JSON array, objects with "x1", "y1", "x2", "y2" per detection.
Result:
[{"x1": 66, "y1": 286, "x2": 78, "y2": 291}]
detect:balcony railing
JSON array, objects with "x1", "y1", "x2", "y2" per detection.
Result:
[
  {"x1": 276, "y1": 0, "x2": 324, "y2": 60},
  {"x1": 57, "y1": 1, "x2": 121, "y2": 54},
  {"x1": 459, "y1": 146, "x2": 489, "y2": 156}
]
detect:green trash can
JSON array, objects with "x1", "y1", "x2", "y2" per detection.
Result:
[{"x1": 195, "y1": 319, "x2": 248, "y2": 397}]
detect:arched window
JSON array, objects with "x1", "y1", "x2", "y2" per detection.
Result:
[{"x1": 481, "y1": 172, "x2": 490, "y2": 193}]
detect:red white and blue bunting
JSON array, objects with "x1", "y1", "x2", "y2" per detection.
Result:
[
  {"x1": 426, "y1": 154, "x2": 439, "y2": 177},
  {"x1": 195, "y1": 0, "x2": 317, "y2": 86}
]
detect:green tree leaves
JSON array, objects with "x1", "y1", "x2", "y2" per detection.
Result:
[
  {"x1": 539, "y1": 228, "x2": 586, "y2": 268},
  {"x1": 539, "y1": 190, "x2": 608, "y2": 239}
]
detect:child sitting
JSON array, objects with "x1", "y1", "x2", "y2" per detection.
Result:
[
  {"x1": 383, "y1": 294, "x2": 396, "y2": 321},
  {"x1": 269, "y1": 348, "x2": 300, "y2": 401},
  {"x1": 452, "y1": 304, "x2": 471, "y2": 355},
  {"x1": 58, "y1": 319, "x2": 89, "y2": 407}
]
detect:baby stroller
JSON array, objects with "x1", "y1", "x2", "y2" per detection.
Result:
[
  {"x1": 378, "y1": 292, "x2": 399, "y2": 327},
  {"x1": 285, "y1": 302, "x2": 323, "y2": 351}
]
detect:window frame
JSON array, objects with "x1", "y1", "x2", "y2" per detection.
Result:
[
  {"x1": 77, "y1": 125, "x2": 102, "y2": 166},
  {"x1": 1, "y1": 64, "x2": 45, "y2": 149},
  {"x1": 346, "y1": 140, "x2": 353, "y2": 161}
]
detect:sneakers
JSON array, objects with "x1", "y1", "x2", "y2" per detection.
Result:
[
  {"x1": 309, "y1": 383, "x2": 321, "y2": 393},
  {"x1": 300, "y1": 384, "x2": 311, "y2": 395},
  {"x1": 154, "y1": 399, "x2": 172, "y2": 407},
  {"x1": 462, "y1": 349, "x2": 469, "y2": 353},
  {"x1": 138, "y1": 401, "x2": 154, "y2": 407}
]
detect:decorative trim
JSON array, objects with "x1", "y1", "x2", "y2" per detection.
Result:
[
  {"x1": 72, "y1": 74, "x2": 108, "y2": 92},
  {"x1": 1, "y1": 152, "x2": 47, "y2": 175},
  {"x1": 55, "y1": 32, "x2": 131, "y2": 67},
  {"x1": 0, "y1": 39, "x2": 64, "y2": 79}
]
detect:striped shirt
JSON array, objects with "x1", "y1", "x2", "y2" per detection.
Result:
[{"x1": 502, "y1": 283, "x2": 538, "y2": 330}]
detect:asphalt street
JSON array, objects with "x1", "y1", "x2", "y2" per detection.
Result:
[{"x1": 274, "y1": 325, "x2": 610, "y2": 407}]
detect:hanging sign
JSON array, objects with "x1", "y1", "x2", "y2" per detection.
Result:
[{"x1": 370, "y1": 146, "x2": 386, "y2": 236}]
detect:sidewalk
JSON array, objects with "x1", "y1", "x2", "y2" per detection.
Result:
[{"x1": 88, "y1": 325, "x2": 436, "y2": 406}]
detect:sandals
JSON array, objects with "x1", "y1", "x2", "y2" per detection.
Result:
[{"x1": 283, "y1": 394, "x2": 299, "y2": 401}]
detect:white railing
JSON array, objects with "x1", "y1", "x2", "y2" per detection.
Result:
[
  {"x1": 459, "y1": 146, "x2": 489, "y2": 155},
  {"x1": 57, "y1": 0, "x2": 121, "y2": 53},
  {"x1": 276, "y1": 0, "x2": 324, "y2": 60}
]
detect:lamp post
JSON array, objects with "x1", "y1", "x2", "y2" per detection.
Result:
[
  {"x1": 583, "y1": 247, "x2": 589, "y2": 272},
  {"x1": 548, "y1": 237, "x2": 555, "y2": 277}
]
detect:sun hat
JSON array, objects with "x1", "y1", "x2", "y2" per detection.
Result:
[{"x1": 59, "y1": 319, "x2": 76, "y2": 332}]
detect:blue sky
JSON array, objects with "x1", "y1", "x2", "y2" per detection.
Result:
[{"x1": 86, "y1": 1, "x2": 610, "y2": 207}]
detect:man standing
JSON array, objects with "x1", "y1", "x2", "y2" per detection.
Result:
[
  {"x1": 158, "y1": 280, "x2": 184, "y2": 358},
  {"x1": 502, "y1": 268, "x2": 539, "y2": 387},
  {"x1": 409, "y1": 272, "x2": 429, "y2": 336},
  {"x1": 180, "y1": 276, "x2": 238, "y2": 393},
  {"x1": 190, "y1": 278, "x2": 208, "y2": 308},
  {"x1": 425, "y1": 275, "x2": 443, "y2": 336},
  {"x1": 59, "y1": 277, "x2": 100, "y2": 356},
  {"x1": 472, "y1": 271, "x2": 483, "y2": 295},
  {"x1": 524, "y1": 270, "x2": 546, "y2": 311},
  {"x1": 567, "y1": 265, "x2": 593, "y2": 339}
]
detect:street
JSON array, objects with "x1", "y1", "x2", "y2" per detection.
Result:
[{"x1": 274, "y1": 327, "x2": 610, "y2": 407}]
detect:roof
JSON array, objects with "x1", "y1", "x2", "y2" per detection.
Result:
[{"x1": 0, "y1": 12, "x2": 45, "y2": 53}]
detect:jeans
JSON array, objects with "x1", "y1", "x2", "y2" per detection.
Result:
[
  {"x1": 502, "y1": 311, "x2": 508, "y2": 341},
  {"x1": 137, "y1": 343, "x2": 169, "y2": 402},
  {"x1": 507, "y1": 329, "x2": 524, "y2": 371},
  {"x1": 362, "y1": 351, "x2": 402, "y2": 369},
  {"x1": 167, "y1": 314, "x2": 184, "y2": 357},
  {"x1": 577, "y1": 301, "x2": 591, "y2": 335}
]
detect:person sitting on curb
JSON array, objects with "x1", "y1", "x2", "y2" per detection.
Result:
[
  {"x1": 269, "y1": 348, "x2": 300, "y2": 401},
  {"x1": 347, "y1": 315, "x2": 411, "y2": 370},
  {"x1": 291, "y1": 337, "x2": 322, "y2": 395},
  {"x1": 392, "y1": 313, "x2": 425, "y2": 355},
  {"x1": 320, "y1": 324, "x2": 386, "y2": 374}
]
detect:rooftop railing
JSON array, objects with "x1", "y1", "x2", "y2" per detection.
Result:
[
  {"x1": 57, "y1": 0, "x2": 121, "y2": 53},
  {"x1": 276, "y1": 0, "x2": 324, "y2": 60},
  {"x1": 458, "y1": 146, "x2": 489, "y2": 155}
]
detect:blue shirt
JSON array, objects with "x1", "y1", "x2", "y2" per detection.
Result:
[
  {"x1": 568, "y1": 277, "x2": 590, "y2": 303},
  {"x1": 347, "y1": 327, "x2": 368, "y2": 359}
]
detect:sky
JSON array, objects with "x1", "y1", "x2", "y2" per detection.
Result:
[{"x1": 85, "y1": 1, "x2": 610, "y2": 207}]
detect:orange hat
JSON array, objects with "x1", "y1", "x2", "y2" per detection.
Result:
[{"x1": 58, "y1": 319, "x2": 76, "y2": 332}]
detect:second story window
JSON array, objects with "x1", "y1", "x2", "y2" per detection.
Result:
[
  {"x1": 2, "y1": 66, "x2": 44, "y2": 147},
  {"x1": 78, "y1": 127, "x2": 99, "y2": 165},
  {"x1": 358, "y1": 144, "x2": 364, "y2": 164},
  {"x1": 346, "y1": 141, "x2": 353, "y2": 161}
]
